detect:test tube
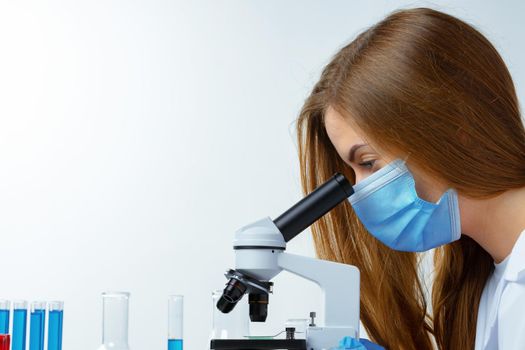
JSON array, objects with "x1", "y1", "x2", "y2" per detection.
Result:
[
  {"x1": 12, "y1": 301, "x2": 28, "y2": 350},
  {"x1": 29, "y1": 301, "x2": 46, "y2": 350},
  {"x1": 47, "y1": 301, "x2": 63, "y2": 350},
  {"x1": 0, "y1": 334, "x2": 10, "y2": 350},
  {"x1": 167, "y1": 295, "x2": 183, "y2": 350},
  {"x1": 0, "y1": 300, "x2": 10, "y2": 334}
]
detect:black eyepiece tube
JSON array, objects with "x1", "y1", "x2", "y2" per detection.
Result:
[{"x1": 273, "y1": 173, "x2": 354, "y2": 242}]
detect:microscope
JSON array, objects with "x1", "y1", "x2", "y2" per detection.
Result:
[{"x1": 211, "y1": 173, "x2": 360, "y2": 350}]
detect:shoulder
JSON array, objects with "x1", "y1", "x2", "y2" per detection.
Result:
[
  {"x1": 498, "y1": 229, "x2": 525, "y2": 313},
  {"x1": 499, "y1": 281, "x2": 525, "y2": 312},
  {"x1": 497, "y1": 282, "x2": 525, "y2": 348},
  {"x1": 497, "y1": 281, "x2": 525, "y2": 350},
  {"x1": 496, "y1": 230, "x2": 525, "y2": 348}
]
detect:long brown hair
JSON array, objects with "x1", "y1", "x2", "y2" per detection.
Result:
[{"x1": 295, "y1": 7, "x2": 525, "y2": 350}]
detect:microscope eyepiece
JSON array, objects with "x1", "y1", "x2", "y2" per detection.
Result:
[{"x1": 273, "y1": 172, "x2": 353, "y2": 242}]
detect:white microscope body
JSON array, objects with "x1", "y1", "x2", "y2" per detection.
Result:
[
  {"x1": 215, "y1": 173, "x2": 360, "y2": 350},
  {"x1": 234, "y1": 217, "x2": 360, "y2": 349}
]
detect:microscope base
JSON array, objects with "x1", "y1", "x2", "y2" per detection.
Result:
[{"x1": 210, "y1": 339, "x2": 306, "y2": 349}]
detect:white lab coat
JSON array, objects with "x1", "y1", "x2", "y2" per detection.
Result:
[{"x1": 474, "y1": 228, "x2": 525, "y2": 349}]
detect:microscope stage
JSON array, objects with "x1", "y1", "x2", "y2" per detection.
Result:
[{"x1": 210, "y1": 339, "x2": 306, "y2": 349}]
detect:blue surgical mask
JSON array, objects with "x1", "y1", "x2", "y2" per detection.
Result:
[{"x1": 347, "y1": 158, "x2": 461, "y2": 252}]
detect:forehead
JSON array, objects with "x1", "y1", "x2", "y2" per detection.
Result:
[
  {"x1": 324, "y1": 105, "x2": 364, "y2": 143},
  {"x1": 324, "y1": 106, "x2": 405, "y2": 163}
]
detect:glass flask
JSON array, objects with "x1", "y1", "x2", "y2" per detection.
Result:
[
  {"x1": 97, "y1": 292, "x2": 130, "y2": 350},
  {"x1": 209, "y1": 289, "x2": 249, "y2": 340}
]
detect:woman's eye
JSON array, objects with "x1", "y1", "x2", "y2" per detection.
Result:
[{"x1": 358, "y1": 160, "x2": 376, "y2": 169}]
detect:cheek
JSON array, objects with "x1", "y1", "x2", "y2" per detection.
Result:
[{"x1": 354, "y1": 171, "x2": 366, "y2": 185}]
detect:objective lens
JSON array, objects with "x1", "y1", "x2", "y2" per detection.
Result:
[
  {"x1": 248, "y1": 293, "x2": 268, "y2": 322},
  {"x1": 216, "y1": 278, "x2": 247, "y2": 313}
]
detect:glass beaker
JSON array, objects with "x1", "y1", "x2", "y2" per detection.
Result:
[
  {"x1": 97, "y1": 292, "x2": 130, "y2": 350},
  {"x1": 210, "y1": 289, "x2": 249, "y2": 340}
]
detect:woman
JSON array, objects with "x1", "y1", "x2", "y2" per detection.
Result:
[{"x1": 295, "y1": 7, "x2": 525, "y2": 350}]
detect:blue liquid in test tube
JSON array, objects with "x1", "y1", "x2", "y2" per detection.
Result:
[
  {"x1": 0, "y1": 300, "x2": 10, "y2": 334},
  {"x1": 168, "y1": 295, "x2": 183, "y2": 350},
  {"x1": 47, "y1": 301, "x2": 63, "y2": 350},
  {"x1": 29, "y1": 301, "x2": 46, "y2": 350},
  {"x1": 13, "y1": 301, "x2": 28, "y2": 350},
  {"x1": 168, "y1": 339, "x2": 183, "y2": 350}
]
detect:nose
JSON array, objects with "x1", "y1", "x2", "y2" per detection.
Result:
[
  {"x1": 353, "y1": 167, "x2": 383, "y2": 188},
  {"x1": 354, "y1": 172, "x2": 366, "y2": 186}
]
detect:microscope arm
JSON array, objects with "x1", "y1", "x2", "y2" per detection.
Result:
[{"x1": 277, "y1": 252, "x2": 360, "y2": 332}]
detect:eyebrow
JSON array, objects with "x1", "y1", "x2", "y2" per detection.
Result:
[{"x1": 348, "y1": 143, "x2": 368, "y2": 162}]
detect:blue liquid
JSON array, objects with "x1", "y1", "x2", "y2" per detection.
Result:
[
  {"x1": 13, "y1": 309, "x2": 27, "y2": 350},
  {"x1": 47, "y1": 310, "x2": 63, "y2": 350},
  {"x1": 0, "y1": 309, "x2": 9, "y2": 334},
  {"x1": 29, "y1": 309, "x2": 45, "y2": 350},
  {"x1": 168, "y1": 339, "x2": 183, "y2": 350}
]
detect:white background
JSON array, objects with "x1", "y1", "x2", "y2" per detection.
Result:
[{"x1": 0, "y1": 1, "x2": 523, "y2": 349}]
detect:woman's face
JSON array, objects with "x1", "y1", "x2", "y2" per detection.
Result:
[{"x1": 324, "y1": 105, "x2": 447, "y2": 203}]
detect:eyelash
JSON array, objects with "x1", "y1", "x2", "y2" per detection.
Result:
[{"x1": 358, "y1": 160, "x2": 376, "y2": 169}]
